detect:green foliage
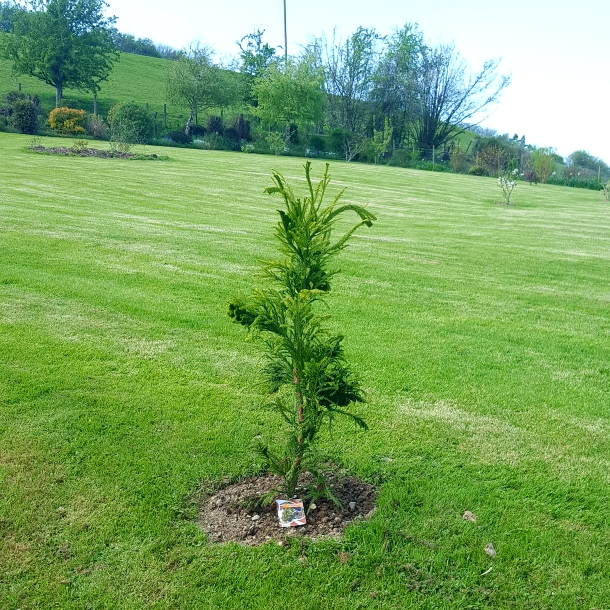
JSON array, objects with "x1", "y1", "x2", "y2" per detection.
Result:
[
  {"x1": 0, "y1": 0, "x2": 18, "y2": 33},
  {"x1": 568, "y1": 150, "x2": 609, "y2": 178},
  {"x1": 2, "y1": 0, "x2": 119, "y2": 106},
  {"x1": 449, "y1": 141, "x2": 469, "y2": 173},
  {"x1": 110, "y1": 30, "x2": 166, "y2": 59},
  {"x1": 165, "y1": 44, "x2": 239, "y2": 125},
  {"x1": 108, "y1": 101, "x2": 152, "y2": 150},
  {"x1": 165, "y1": 129, "x2": 192, "y2": 144},
  {"x1": 71, "y1": 138, "x2": 89, "y2": 152},
  {"x1": 265, "y1": 130, "x2": 284, "y2": 155},
  {"x1": 372, "y1": 23, "x2": 424, "y2": 146},
  {"x1": 468, "y1": 165, "x2": 488, "y2": 176},
  {"x1": 237, "y1": 29, "x2": 277, "y2": 77},
  {"x1": 475, "y1": 144, "x2": 511, "y2": 176},
  {"x1": 251, "y1": 55, "x2": 324, "y2": 145},
  {"x1": 84, "y1": 112, "x2": 108, "y2": 139},
  {"x1": 371, "y1": 117, "x2": 393, "y2": 164},
  {"x1": 48, "y1": 106, "x2": 86, "y2": 134},
  {"x1": 601, "y1": 180, "x2": 610, "y2": 201},
  {"x1": 546, "y1": 174, "x2": 603, "y2": 191},
  {"x1": 228, "y1": 162, "x2": 376, "y2": 499},
  {"x1": 11, "y1": 97, "x2": 37, "y2": 133},
  {"x1": 530, "y1": 147, "x2": 556, "y2": 184}
]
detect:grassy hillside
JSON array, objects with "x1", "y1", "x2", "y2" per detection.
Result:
[
  {"x1": 1, "y1": 133, "x2": 610, "y2": 608},
  {"x1": 0, "y1": 52, "x2": 191, "y2": 127}
]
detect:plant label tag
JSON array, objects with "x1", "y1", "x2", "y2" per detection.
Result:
[{"x1": 276, "y1": 499, "x2": 306, "y2": 527}]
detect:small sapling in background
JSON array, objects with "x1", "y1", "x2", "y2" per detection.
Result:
[
  {"x1": 601, "y1": 180, "x2": 610, "y2": 202},
  {"x1": 497, "y1": 163, "x2": 519, "y2": 205},
  {"x1": 228, "y1": 162, "x2": 376, "y2": 502}
]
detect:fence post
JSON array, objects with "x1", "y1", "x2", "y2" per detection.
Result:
[
  {"x1": 18, "y1": 83, "x2": 21, "y2": 92},
  {"x1": 153, "y1": 112, "x2": 157, "y2": 138},
  {"x1": 163, "y1": 104, "x2": 167, "y2": 127},
  {"x1": 433, "y1": 145, "x2": 435, "y2": 167},
  {"x1": 93, "y1": 93, "x2": 97, "y2": 116}
]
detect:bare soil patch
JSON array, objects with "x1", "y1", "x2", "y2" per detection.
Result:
[{"x1": 197, "y1": 473, "x2": 377, "y2": 546}]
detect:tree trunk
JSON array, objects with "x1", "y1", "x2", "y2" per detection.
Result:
[{"x1": 55, "y1": 84, "x2": 63, "y2": 108}]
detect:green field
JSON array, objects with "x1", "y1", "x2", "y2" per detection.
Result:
[
  {"x1": 1, "y1": 133, "x2": 610, "y2": 608},
  {"x1": 0, "y1": 52, "x2": 192, "y2": 128}
]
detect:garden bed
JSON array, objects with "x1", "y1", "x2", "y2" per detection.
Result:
[
  {"x1": 197, "y1": 472, "x2": 377, "y2": 546},
  {"x1": 28, "y1": 145, "x2": 168, "y2": 160}
]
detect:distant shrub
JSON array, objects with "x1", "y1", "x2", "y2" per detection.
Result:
[
  {"x1": 530, "y1": 148, "x2": 555, "y2": 184},
  {"x1": 0, "y1": 116, "x2": 14, "y2": 132},
  {"x1": 207, "y1": 115, "x2": 223, "y2": 134},
  {"x1": 449, "y1": 143, "x2": 469, "y2": 173},
  {"x1": 196, "y1": 132, "x2": 240, "y2": 151},
  {"x1": 308, "y1": 135, "x2": 325, "y2": 153},
  {"x1": 546, "y1": 175, "x2": 602, "y2": 191},
  {"x1": 234, "y1": 114, "x2": 250, "y2": 140},
  {"x1": 420, "y1": 161, "x2": 449, "y2": 172},
  {"x1": 12, "y1": 99, "x2": 38, "y2": 134},
  {"x1": 72, "y1": 139, "x2": 89, "y2": 152},
  {"x1": 108, "y1": 102, "x2": 153, "y2": 149},
  {"x1": 223, "y1": 126, "x2": 239, "y2": 142},
  {"x1": 85, "y1": 114, "x2": 109, "y2": 139},
  {"x1": 266, "y1": 131, "x2": 285, "y2": 155},
  {"x1": 468, "y1": 166, "x2": 488, "y2": 176},
  {"x1": 190, "y1": 124, "x2": 205, "y2": 137},
  {"x1": 523, "y1": 169, "x2": 538, "y2": 184},
  {"x1": 165, "y1": 129, "x2": 192, "y2": 144},
  {"x1": 48, "y1": 107, "x2": 87, "y2": 135},
  {"x1": 328, "y1": 128, "x2": 346, "y2": 155},
  {"x1": 602, "y1": 180, "x2": 610, "y2": 201},
  {"x1": 477, "y1": 145, "x2": 510, "y2": 175},
  {"x1": 59, "y1": 99, "x2": 79, "y2": 109},
  {"x1": 388, "y1": 149, "x2": 412, "y2": 168},
  {"x1": 5, "y1": 90, "x2": 25, "y2": 105}
]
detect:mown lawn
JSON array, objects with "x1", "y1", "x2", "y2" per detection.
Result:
[{"x1": 1, "y1": 133, "x2": 609, "y2": 609}]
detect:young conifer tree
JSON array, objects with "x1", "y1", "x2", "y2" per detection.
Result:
[{"x1": 228, "y1": 162, "x2": 376, "y2": 501}]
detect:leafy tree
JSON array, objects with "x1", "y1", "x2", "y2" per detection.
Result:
[
  {"x1": 411, "y1": 44, "x2": 510, "y2": 157},
  {"x1": 228, "y1": 162, "x2": 376, "y2": 501},
  {"x1": 237, "y1": 29, "x2": 277, "y2": 78},
  {"x1": 0, "y1": 0, "x2": 19, "y2": 32},
  {"x1": 165, "y1": 43, "x2": 238, "y2": 126},
  {"x1": 319, "y1": 27, "x2": 381, "y2": 161},
  {"x1": 371, "y1": 117, "x2": 393, "y2": 164},
  {"x1": 371, "y1": 23, "x2": 424, "y2": 146},
  {"x1": 251, "y1": 53, "x2": 324, "y2": 146},
  {"x1": 567, "y1": 150, "x2": 609, "y2": 180},
  {"x1": 529, "y1": 147, "x2": 556, "y2": 184},
  {"x1": 2, "y1": 0, "x2": 119, "y2": 107},
  {"x1": 110, "y1": 30, "x2": 161, "y2": 58}
]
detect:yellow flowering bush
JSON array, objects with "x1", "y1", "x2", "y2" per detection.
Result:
[{"x1": 48, "y1": 107, "x2": 86, "y2": 135}]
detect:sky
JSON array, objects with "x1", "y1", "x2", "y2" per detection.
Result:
[{"x1": 106, "y1": 0, "x2": 610, "y2": 163}]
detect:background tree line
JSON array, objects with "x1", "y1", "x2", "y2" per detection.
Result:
[{"x1": 1, "y1": 0, "x2": 607, "y2": 187}]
